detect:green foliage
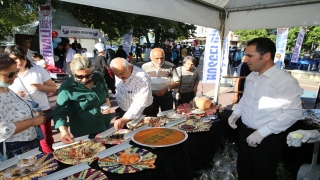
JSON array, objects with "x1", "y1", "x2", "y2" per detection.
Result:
[{"x1": 234, "y1": 26, "x2": 320, "y2": 53}]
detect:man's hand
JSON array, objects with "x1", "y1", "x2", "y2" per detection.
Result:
[
  {"x1": 246, "y1": 131, "x2": 264, "y2": 147},
  {"x1": 114, "y1": 118, "x2": 130, "y2": 130},
  {"x1": 60, "y1": 131, "x2": 74, "y2": 144},
  {"x1": 228, "y1": 114, "x2": 239, "y2": 129},
  {"x1": 154, "y1": 88, "x2": 167, "y2": 97}
]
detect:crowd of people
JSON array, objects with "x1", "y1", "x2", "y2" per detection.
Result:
[{"x1": 0, "y1": 37, "x2": 316, "y2": 180}]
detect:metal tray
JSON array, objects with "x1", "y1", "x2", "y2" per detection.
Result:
[{"x1": 131, "y1": 127, "x2": 188, "y2": 148}]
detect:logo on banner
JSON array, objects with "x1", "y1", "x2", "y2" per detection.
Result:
[
  {"x1": 39, "y1": 5, "x2": 50, "y2": 17},
  {"x1": 62, "y1": 28, "x2": 70, "y2": 35}
]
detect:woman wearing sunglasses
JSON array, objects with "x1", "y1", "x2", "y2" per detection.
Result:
[
  {"x1": 53, "y1": 54, "x2": 112, "y2": 144},
  {"x1": 0, "y1": 54, "x2": 46, "y2": 159},
  {"x1": 5, "y1": 45, "x2": 57, "y2": 154}
]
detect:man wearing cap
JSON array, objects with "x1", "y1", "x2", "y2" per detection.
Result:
[
  {"x1": 142, "y1": 48, "x2": 180, "y2": 115},
  {"x1": 65, "y1": 43, "x2": 76, "y2": 76},
  {"x1": 110, "y1": 58, "x2": 153, "y2": 130},
  {"x1": 115, "y1": 45, "x2": 127, "y2": 59}
]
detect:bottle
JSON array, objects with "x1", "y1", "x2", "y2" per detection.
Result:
[{"x1": 233, "y1": 67, "x2": 238, "y2": 77}]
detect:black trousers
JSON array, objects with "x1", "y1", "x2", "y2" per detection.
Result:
[
  {"x1": 152, "y1": 92, "x2": 174, "y2": 115},
  {"x1": 178, "y1": 91, "x2": 195, "y2": 105},
  {"x1": 238, "y1": 124, "x2": 286, "y2": 180},
  {"x1": 104, "y1": 74, "x2": 116, "y2": 94},
  {"x1": 115, "y1": 104, "x2": 155, "y2": 119}
]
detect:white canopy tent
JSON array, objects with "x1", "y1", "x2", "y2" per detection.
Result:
[{"x1": 59, "y1": 0, "x2": 320, "y2": 35}]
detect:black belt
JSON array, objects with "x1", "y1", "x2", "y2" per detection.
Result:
[{"x1": 244, "y1": 124, "x2": 257, "y2": 132}]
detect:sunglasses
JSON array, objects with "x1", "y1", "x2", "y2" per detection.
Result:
[
  {"x1": 2, "y1": 69, "x2": 20, "y2": 78},
  {"x1": 74, "y1": 71, "x2": 94, "y2": 79}
]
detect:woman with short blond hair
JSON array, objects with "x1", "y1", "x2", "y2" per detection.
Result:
[{"x1": 54, "y1": 54, "x2": 112, "y2": 144}]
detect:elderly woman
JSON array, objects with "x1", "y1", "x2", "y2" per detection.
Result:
[
  {"x1": 175, "y1": 56, "x2": 200, "y2": 105},
  {"x1": 6, "y1": 45, "x2": 56, "y2": 154},
  {"x1": 0, "y1": 54, "x2": 46, "y2": 159},
  {"x1": 54, "y1": 54, "x2": 112, "y2": 144}
]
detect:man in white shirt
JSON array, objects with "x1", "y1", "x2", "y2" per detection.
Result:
[
  {"x1": 110, "y1": 58, "x2": 153, "y2": 130},
  {"x1": 228, "y1": 37, "x2": 303, "y2": 180},
  {"x1": 65, "y1": 43, "x2": 76, "y2": 76}
]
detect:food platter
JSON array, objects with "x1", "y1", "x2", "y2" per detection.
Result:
[
  {"x1": 174, "y1": 120, "x2": 212, "y2": 133},
  {"x1": 126, "y1": 117, "x2": 166, "y2": 129},
  {"x1": 62, "y1": 168, "x2": 108, "y2": 180},
  {"x1": 131, "y1": 127, "x2": 188, "y2": 148},
  {"x1": 98, "y1": 147, "x2": 157, "y2": 174},
  {"x1": 53, "y1": 140, "x2": 105, "y2": 165},
  {"x1": 95, "y1": 129, "x2": 130, "y2": 145},
  {"x1": 0, "y1": 154, "x2": 58, "y2": 180}
]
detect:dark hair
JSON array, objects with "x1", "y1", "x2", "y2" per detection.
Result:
[
  {"x1": 183, "y1": 56, "x2": 197, "y2": 65},
  {"x1": 247, "y1": 37, "x2": 276, "y2": 60},
  {"x1": 31, "y1": 52, "x2": 43, "y2": 59},
  {"x1": 119, "y1": 45, "x2": 123, "y2": 48},
  {"x1": 129, "y1": 52, "x2": 133, "y2": 56},
  {"x1": 0, "y1": 54, "x2": 16, "y2": 71},
  {"x1": 4, "y1": 45, "x2": 33, "y2": 69}
]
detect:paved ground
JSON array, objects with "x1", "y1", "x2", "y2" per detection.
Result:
[{"x1": 49, "y1": 57, "x2": 320, "y2": 142}]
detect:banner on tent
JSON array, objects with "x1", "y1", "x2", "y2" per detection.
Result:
[
  {"x1": 121, "y1": 29, "x2": 133, "y2": 56},
  {"x1": 203, "y1": 28, "x2": 221, "y2": 84},
  {"x1": 61, "y1": 26, "x2": 101, "y2": 38},
  {"x1": 39, "y1": 2, "x2": 54, "y2": 66},
  {"x1": 275, "y1": 28, "x2": 289, "y2": 63},
  {"x1": 221, "y1": 31, "x2": 231, "y2": 78},
  {"x1": 291, "y1": 27, "x2": 306, "y2": 63}
]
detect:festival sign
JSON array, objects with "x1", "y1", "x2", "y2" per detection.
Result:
[
  {"x1": 61, "y1": 26, "x2": 101, "y2": 38},
  {"x1": 39, "y1": 1, "x2": 54, "y2": 65},
  {"x1": 275, "y1": 28, "x2": 289, "y2": 63},
  {"x1": 203, "y1": 28, "x2": 221, "y2": 84},
  {"x1": 291, "y1": 27, "x2": 306, "y2": 63}
]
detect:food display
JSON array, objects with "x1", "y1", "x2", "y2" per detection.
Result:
[
  {"x1": 95, "y1": 129, "x2": 130, "y2": 145},
  {"x1": 132, "y1": 127, "x2": 188, "y2": 147},
  {"x1": 98, "y1": 147, "x2": 157, "y2": 174},
  {"x1": 0, "y1": 154, "x2": 58, "y2": 180},
  {"x1": 53, "y1": 140, "x2": 105, "y2": 165},
  {"x1": 174, "y1": 120, "x2": 212, "y2": 133},
  {"x1": 302, "y1": 109, "x2": 320, "y2": 127},
  {"x1": 117, "y1": 153, "x2": 142, "y2": 165},
  {"x1": 127, "y1": 117, "x2": 165, "y2": 129}
]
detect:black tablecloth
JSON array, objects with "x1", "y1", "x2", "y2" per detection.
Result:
[{"x1": 56, "y1": 110, "x2": 233, "y2": 180}]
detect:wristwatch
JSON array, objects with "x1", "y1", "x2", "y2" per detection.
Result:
[{"x1": 167, "y1": 87, "x2": 171, "y2": 91}]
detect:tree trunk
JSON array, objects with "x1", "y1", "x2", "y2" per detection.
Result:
[
  {"x1": 145, "y1": 34, "x2": 151, "y2": 47},
  {"x1": 154, "y1": 26, "x2": 161, "y2": 47}
]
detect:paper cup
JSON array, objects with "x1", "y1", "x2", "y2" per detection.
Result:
[{"x1": 289, "y1": 133, "x2": 303, "y2": 147}]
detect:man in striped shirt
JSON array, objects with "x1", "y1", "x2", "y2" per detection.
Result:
[
  {"x1": 110, "y1": 58, "x2": 153, "y2": 130},
  {"x1": 142, "y1": 48, "x2": 180, "y2": 115}
]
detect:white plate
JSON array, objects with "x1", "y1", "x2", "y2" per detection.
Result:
[
  {"x1": 200, "y1": 117, "x2": 211, "y2": 122},
  {"x1": 191, "y1": 109, "x2": 205, "y2": 115}
]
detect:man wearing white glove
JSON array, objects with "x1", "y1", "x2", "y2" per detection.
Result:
[
  {"x1": 287, "y1": 129, "x2": 320, "y2": 146},
  {"x1": 228, "y1": 38, "x2": 303, "y2": 180}
]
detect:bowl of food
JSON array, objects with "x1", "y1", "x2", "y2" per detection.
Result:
[{"x1": 117, "y1": 153, "x2": 142, "y2": 165}]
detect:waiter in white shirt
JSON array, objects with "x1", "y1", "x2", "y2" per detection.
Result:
[
  {"x1": 228, "y1": 37, "x2": 303, "y2": 180},
  {"x1": 110, "y1": 58, "x2": 153, "y2": 130},
  {"x1": 65, "y1": 43, "x2": 76, "y2": 76}
]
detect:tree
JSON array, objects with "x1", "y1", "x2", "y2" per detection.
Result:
[{"x1": 233, "y1": 29, "x2": 276, "y2": 44}]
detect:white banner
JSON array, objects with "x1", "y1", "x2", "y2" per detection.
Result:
[
  {"x1": 121, "y1": 29, "x2": 133, "y2": 56},
  {"x1": 275, "y1": 28, "x2": 289, "y2": 63},
  {"x1": 39, "y1": 2, "x2": 54, "y2": 65},
  {"x1": 291, "y1": 27, "x2": 306, "y2": 63},
  {"x1": 203, "y1": 28, "x2": 221, "y2": 84},
  {"x1": 61, "y1": 26, "x2": 101, "y2": 38},
  {"x1": 221, "y1": 31, "x2": 231, "y2": 77}
]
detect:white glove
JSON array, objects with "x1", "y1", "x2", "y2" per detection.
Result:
[
  {"x1": 246, "y1": 131, "x2": 264, "y2": 147},
  {"x1": 287, "y1": 129, "x2": 320, "y2": 146},
  {"x1": 228, "y1": 114, "x2": 239, "y2": 129}
]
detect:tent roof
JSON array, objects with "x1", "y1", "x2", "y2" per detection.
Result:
[
  {"x1": 13, "y1": 10, "x2": 86, "y2": 35},
  {"x1": 60, "y1": 0, "x2": 320, "y2": 34}
]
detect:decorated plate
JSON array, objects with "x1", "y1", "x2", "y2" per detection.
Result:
[
  {"x1": 62, "y1": 168, "x2": 108, "y2": 180},
  {"x1": 0, "y1": 154, "x2": 58, "y2": 180},
  {"x1": 174, "y1": 119, "x2": 212, "y2": 133},
  {"x1": 53, "y1": 140, "x2": 105, "y2": 165},
  {"x1": 98, "y1": 147, "x2": 157, "y2": 174},
  {"x1": 127, "y1": 117, "x2": 166, "y2": 129},
  {"x1": 95, "y1": 129, "x2": 131, "y2": 145}
]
